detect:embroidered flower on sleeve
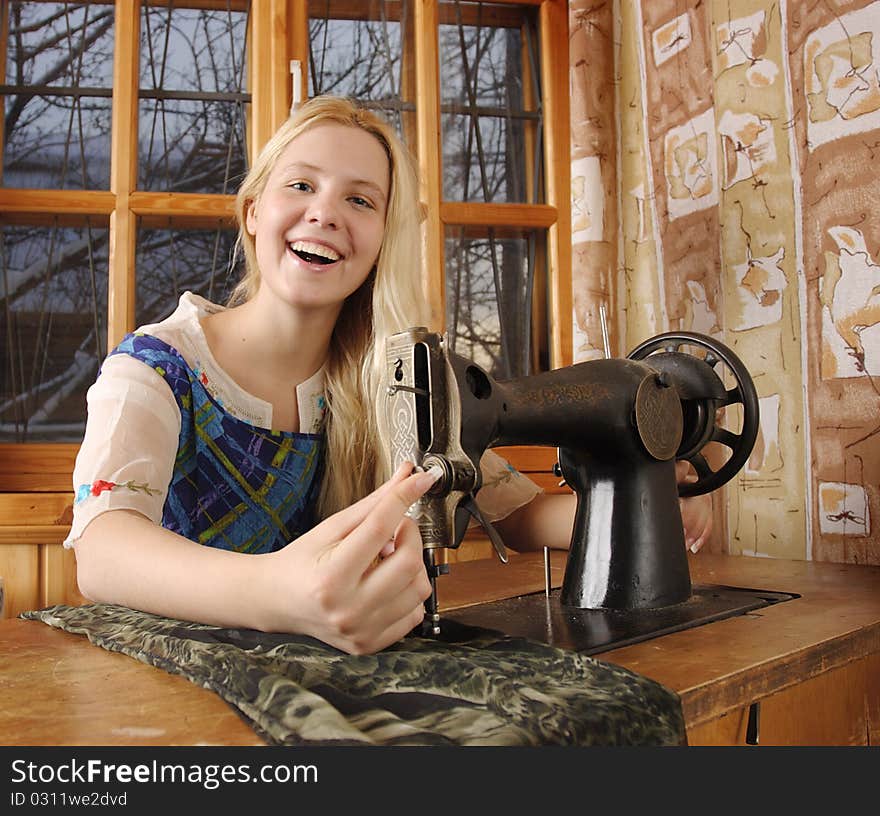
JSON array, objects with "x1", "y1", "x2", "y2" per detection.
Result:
[
  {"x1": 75, "y1": 479, "x2": 161, "y2": 505},
  {"x1": 482, "y1": 470, "x2": 514, "y2": 489},
  {"x1": 480, "y1": 462, "x2": 519, "y2": 490}
]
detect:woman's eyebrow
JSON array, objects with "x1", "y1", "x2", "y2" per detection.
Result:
[{"x1": 352, "y1": 179, "x2": 387, "y2": 201}]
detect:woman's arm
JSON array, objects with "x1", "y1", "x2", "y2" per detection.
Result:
[
  {"x1": 493, "y1": 465, "x2": 714, "y2": 554},
  {"x1": 74, "y1": 463, "x2": 440, "y2": 654},
  {"x1": 74, "y1": 510, "x2": 274, "y2": 629},
  {"x1": 493, "y1": 492, "x2": 575, "y2": 553}
]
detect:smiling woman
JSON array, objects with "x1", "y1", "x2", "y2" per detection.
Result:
[{"x1": 64, "y1": 96, "x2": 548, "y2": 656}]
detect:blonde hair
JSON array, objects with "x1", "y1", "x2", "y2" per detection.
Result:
[{"x1": 231, "y1": 96, "x2": 428, "y2": 518}]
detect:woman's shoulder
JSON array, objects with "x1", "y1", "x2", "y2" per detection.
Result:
[
  {"x1": 100, "y1": 293, "x2": 218, "y2": 398},
  {"x1": 134, "y1": 292, "x2": 223, "y2": 354},
  {"x1": 105, "y1": 292, "x2": 223, "y2": 382}
]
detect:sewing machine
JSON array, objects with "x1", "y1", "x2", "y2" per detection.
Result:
[{"x1": 381, "y1": 327, "x2": 764, "y2": 644}]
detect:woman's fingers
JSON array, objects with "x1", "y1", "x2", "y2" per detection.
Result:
[
  {"x1": 313, "y1": 461, "x2": 414, "y2": 543},
  {"x1": 367, "y1": 603, "x2": 428, "y2": 653},
  {"x1": 681, "y1": 494, "x2": 713, "y2": 552},
  {"x1": 675, "y1": 460, "x2": 711, "y2": 553},
  {"x1": 360, "y1": 516, "x2": 431, "y2": 607},
  {"x1": 334, "y1": 466, "x2": 440, "y2": 576},
  {"x1": 675, "y1": 459, "x2": 698, "y2": 484},
  {"x1": 326, "y1": 523, "x2": 431, "y2": 654}
]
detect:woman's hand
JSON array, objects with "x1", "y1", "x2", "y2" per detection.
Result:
[
  {"x1": 675, "y1": 460, "x2": 713, "y2": 553},
  {"x1": 265, "y1": 462, "x2": 439, "y2": 654}
]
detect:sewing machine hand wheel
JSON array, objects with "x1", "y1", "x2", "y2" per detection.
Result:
[{"x1": 627, "y1": 331, "x2": 759, "y2": 497}]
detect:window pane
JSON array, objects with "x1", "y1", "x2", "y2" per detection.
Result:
[
  {"x1": 138, "y1": 4, "x2": 249, "y2": 193},
  {"x1": 2, "y1": 1, "x2": 115, "y2": 190},
  {"x1": 0, "y1": 223, "x2": 109, "y2": 442},
  {"x1": 308, "y1": 0, "x2": 412, "y2": 138},
  {"x1": 135, "y1": 226, "x2": 239, "y2": 327},
  {"x1": 445, "y1": 226, "x2": 539, "y2": 379},
  {"x1": 439, "y1": 1, "x2": 542, "y2": 203}
]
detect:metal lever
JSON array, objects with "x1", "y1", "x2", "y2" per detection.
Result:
[{"x1": 460, "y1": 495, "x2": 508, "y2": 564}]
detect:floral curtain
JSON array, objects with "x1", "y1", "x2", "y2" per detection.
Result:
[{"x1": 569, "y1": 0, "x2": 880, "y2": 565}]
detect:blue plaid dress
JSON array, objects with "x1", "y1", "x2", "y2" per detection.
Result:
[{"x1": 106, "y1": 333, "x2": 324, "y2": 554}]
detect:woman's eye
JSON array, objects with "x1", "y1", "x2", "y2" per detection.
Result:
[
  {"x1": 349, "y1": 196, "x2": 373, "y2": 209},
  {"x1": 290, "y1": 181, "x2": 311, "y2": 192}
]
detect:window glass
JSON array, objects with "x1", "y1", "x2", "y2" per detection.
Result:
[
  {"x1": 2, "y1": 1, "x2": 115, "y2": 190},
  {"x1": 445, "y1": 225, "x2": 541, "y2": 378},
  {"x1": 0, "y1": 0, "x2": 561, "y2": 450},
  {"x1": 138, "y1": 4, "x2": 250, "y2": 193},
  {"x1": 308, "y1": 0, "x2": 413, "y2": 138},
  {"x1": 0, "y1": 222, "x2": 109, "y2": 442},
  {"x1": 135, "y1": 226, "x2": 239, "y2": 327},
  {"x1": 439, "y1": 1, "x2": 542, "y2": 203}
]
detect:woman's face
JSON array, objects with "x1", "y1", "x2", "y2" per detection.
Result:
[{"x1": 246, "y1": 123, "x2": 390, "y2": 318}]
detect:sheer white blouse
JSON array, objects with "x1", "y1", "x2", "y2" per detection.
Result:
[{"x1": 67, "y1": 292, "x2": 541, "y2": 548}]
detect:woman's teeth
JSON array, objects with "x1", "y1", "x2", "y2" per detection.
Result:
[{"x1": 289, "y1": 240, "x2": 341, "y2": 265}]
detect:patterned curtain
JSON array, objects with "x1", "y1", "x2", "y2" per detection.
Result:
[{"x1": 569, "y1": 0, "x2": 880, "y2": 566}]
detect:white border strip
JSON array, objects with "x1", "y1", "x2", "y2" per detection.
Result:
[
  {"x1": 633, "y1": 0, "x2": 668, "y2": 330},
  {"x1": 779, "y1": 0, "x2": 813, "y2": 559}
]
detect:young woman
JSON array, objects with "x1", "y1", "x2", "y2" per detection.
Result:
[{"x1": 68, "y1": 96, "x2": 711, "y2": 655}]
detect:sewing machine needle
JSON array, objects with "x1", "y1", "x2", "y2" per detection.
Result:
[
  {"x1": 544, "y1": 546, "x2": 551, "y2": 597},
  {"x1": 422, "y1": 549, "x2": 442, "y2": 636},
  {"x1": 599, "y1": 303, "x2": 612, "y2": 360}
]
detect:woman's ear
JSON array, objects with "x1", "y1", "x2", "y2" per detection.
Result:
[{"x1": 245, "y1": 199, "x2": 258, "y2": 236}]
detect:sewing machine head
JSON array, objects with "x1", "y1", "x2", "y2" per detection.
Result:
[{"x1": 381, "y1": 327, "x2": 759, "y2": 634}]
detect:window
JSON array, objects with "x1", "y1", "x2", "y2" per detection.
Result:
[{"x1": 0, "y1": 0, "x2": 569, "y2": 474}]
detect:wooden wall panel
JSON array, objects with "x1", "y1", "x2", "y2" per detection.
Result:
[
  {"x1": 0, "y1": 544, "x2": 40, "y2": 619},
  {"x1": 0, "y1": 446, "x2": 78, "y2": 492},
  {"x1": 41, "y1": 545, "x2": 87, "y2": 610},
  {"x1": 689, "y1": 655, "x2": 877, "y2": 746},
  {"x1": 758, "y1": 660, "x2": 869, "y2": 746},
  {"x1": 0, "y1": 493, "x2": 78, "y2": 618},
  {"x1": 868, "y1": 652, "x2": 880, "y2": 745},
  {"x1": 687, "y1": 706, "x2": 749, "y2": 746}
]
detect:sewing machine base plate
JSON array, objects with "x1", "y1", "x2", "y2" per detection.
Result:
[{"x1": 442, "y1": 585, "x2": 798, "y2": 654}]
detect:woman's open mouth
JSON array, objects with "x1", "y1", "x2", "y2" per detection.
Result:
[{"x1": 289, "y1": 240, "x2": 342, "y2": 265}]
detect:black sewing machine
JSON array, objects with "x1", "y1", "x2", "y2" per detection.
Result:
[{"x1": 381, "y1": 327, "x2": 785, "y2": 651}]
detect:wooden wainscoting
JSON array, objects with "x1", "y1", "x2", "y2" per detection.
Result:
[
  {"x1": 0, "y1": 491, "x2": 85, "y2": 619},
  {"x1": 687, "y1": 652, "x2": 880, "y2": 746},
  {"x1": 0, "y1": 445, "x2": 84, "y2": 618}
]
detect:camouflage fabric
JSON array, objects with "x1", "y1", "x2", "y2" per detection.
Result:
[{"x1": 23, "y1": 604, "x2": 686, "y2": 746}]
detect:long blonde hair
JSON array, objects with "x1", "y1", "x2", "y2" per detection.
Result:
[{"x1": 230, "y1": 96, "x2": 428, "y2": 518}]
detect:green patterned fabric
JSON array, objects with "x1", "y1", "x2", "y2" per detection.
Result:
[{"x1": 23, "y1": 604, "x2": 686, "y2": 746}]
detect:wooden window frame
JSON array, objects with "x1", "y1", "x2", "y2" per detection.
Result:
[{"x1": 0, "y1": 0, "x2": 570, "y2": 493}]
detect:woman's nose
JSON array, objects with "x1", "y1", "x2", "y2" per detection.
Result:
[{"x1": 305, "y1": 194, "x2": 339, "y2": 229}]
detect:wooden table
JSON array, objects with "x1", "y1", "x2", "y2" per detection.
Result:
[{"x1": 2, "y1": 552, "x2": 879, "y2": 746}]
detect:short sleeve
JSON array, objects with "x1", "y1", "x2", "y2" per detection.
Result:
[
  {"x1": 65, "y1": 354, "x2": 182, "y2": 547},
  {"x1": 474, "y1": 449, "x2": 542, "y2": 523}
]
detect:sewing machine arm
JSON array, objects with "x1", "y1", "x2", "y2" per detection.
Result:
[{"x1": 381, "y1": 327, "x2": 759, "y2": 621}]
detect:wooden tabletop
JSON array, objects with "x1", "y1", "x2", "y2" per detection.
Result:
[
  {"x1": 443, "y1": 551, "x2": 880, "y2": 731},
  {"x1": 1, "y1": 614, "x2": 263, "y2": 746},
  {"x1": 2, "y1": 552, "x2": 879, "y2": 745}
]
